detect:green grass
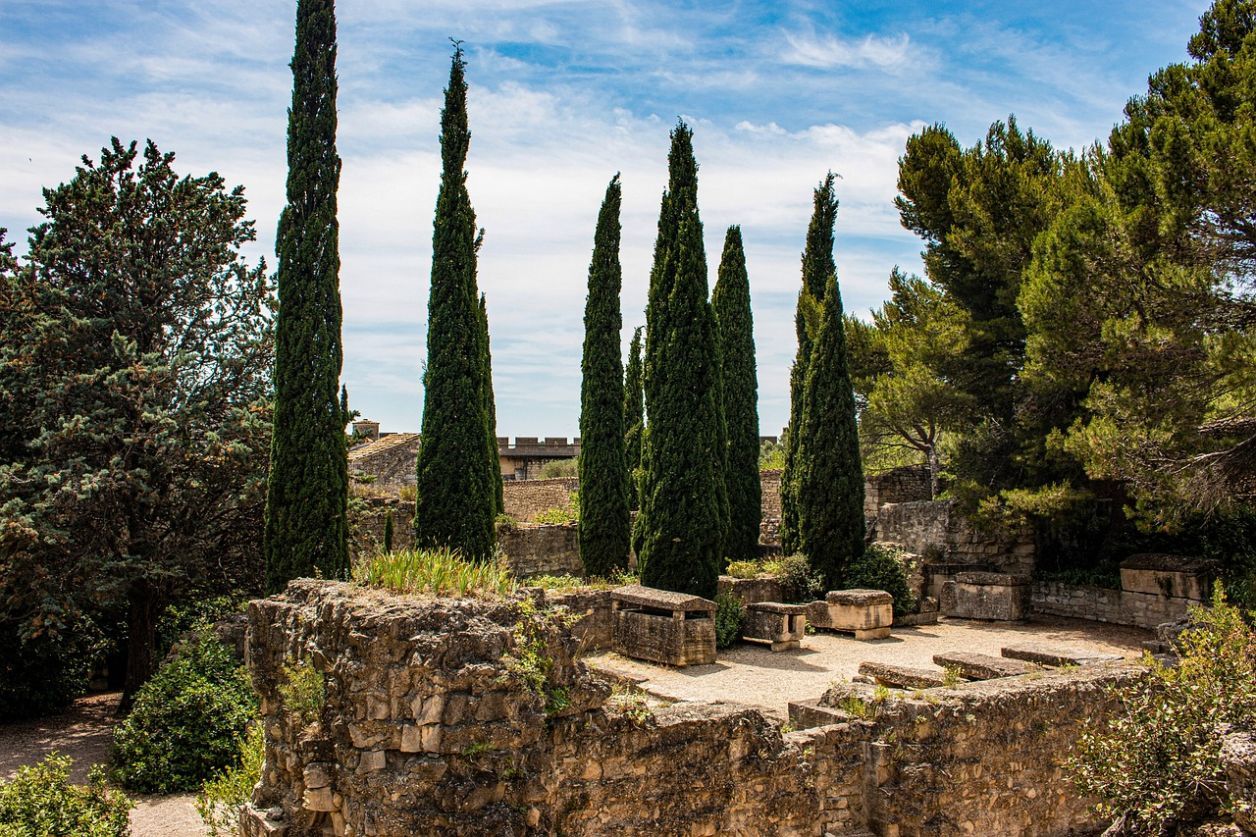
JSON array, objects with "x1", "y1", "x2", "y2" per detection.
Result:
[
  {"x1": 523, "y1": 570, "x2": 639, "y2": 591},
  {"x1": 353, "y1": 548, "x2": 517, "y2": 599}
]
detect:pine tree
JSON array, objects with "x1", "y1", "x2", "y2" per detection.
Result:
[
  {"x1": 781, "y1": 174, "x2": 838, "y2": 555},
  {"x1": 264, "y1": 0, "x2": 349, "y2": 590},
  {"x1": 480, "y1": 294, "x2": 504, "y2": 514},
  {"x1": 578, "y1": 175, "x2": 631, "y2": 575},
  {"x1": 637, "y1": 122, "x2": 729, "y2": 597},
  {"x1": 414, "y1": 44, "x2": 496, "y2": 558},
  {"x1": 796, "y1": 274, "x2": 865, "y2": 587},
  {"x1": 623, "y1": 326, "x2": 645, "y2": 510},
  {"x1": 712, "y1": 226, "x2": 761, "y2": 562}
]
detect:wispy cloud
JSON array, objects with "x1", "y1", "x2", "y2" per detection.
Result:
[{"x1": 782, "y1": 30, "x2": 913, "y2": 71}]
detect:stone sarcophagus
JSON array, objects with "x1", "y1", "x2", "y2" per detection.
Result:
[
  {"x1": 815, "y1": 589, "x2": 894, "y2": 640},
  {"x1": 610, "y1": 584, "x2": 716, "y2": 667},
  {"x1": 943, "y1": 572, "x2": 1029, "y2": 621},
  {"x1": 1119, "y1": 553, "x2": 1213, "y2": 601},
  {"x1": 742, "y1": 602, "x2": 808, "y2": 651}
]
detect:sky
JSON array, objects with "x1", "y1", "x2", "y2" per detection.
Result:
[{"x1": 0, "y1": 0, "x2": 1211, "y2": 436}]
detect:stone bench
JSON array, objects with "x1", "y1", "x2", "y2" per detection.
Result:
[
  {"x1": 813, "y1": 589, "x2": 894, "y2": 640},
  {"x1": 857, "y1": 661, "x2": 946, "y2": 689},
  {"x1": 942, "y1": 572, "x2": 1029, "y2": 621},
  {"x1": 1000, "y1": 644, "x2": 1122, "y2": 668},
  {"x1": 932, "y1": 651, "x2": 1038, "y2": 681},
  {"x1": 611, "y1": 584, "x2": 716, "y2": 667},
  {"x1": 742, "y1": 602, "x2": 807, "y2": 651}
]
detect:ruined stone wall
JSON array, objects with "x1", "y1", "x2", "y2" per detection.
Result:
[
  {"x1": 864, "y1": 464, "x2": 932, "y2": 519},
  {"x1": 244, "y1": 582, "x2": 1131, "y2": 837},
  {"x1": 502, "y1": 478, "x2": 577, "y2": 521},
  {"x1": 875, "y1": 500, "x2": 1036, "y2": 576},
  {"x1": 1032, "y1": 580, "x2": 1194, "y2": 629},
  {"x1": 498, "y1": 524, "x2": 581, "y2": 578}
]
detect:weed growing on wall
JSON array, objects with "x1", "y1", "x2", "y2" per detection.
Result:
[
  {"x1": 353, "y1": 548, "x2": 517, "y2": 598},
  {"x1": 278, "y1": 661, "x2": 325, "y2": 726}
]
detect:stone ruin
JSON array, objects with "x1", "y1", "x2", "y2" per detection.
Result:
[{"x1": 609, "y1": 584, "x2": 716, "y2": 667}]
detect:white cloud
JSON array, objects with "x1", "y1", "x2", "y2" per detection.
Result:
[{"x1": 782, "y1": 30, "x2": 913, "y2": 71}]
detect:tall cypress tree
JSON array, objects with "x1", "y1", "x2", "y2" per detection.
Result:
[
  {"x1": 712, "y1": 226, "x2": 761, "y2": 562},
  {"x1": 623, "y1": 326, "x2": 645, "y2": 510},
  {"x1": 781, "y1": 173, "x2": 838, "y2": 555},
  {"x1": 415, "y1": 45, "x2": 496, "y2": 558},
  {"x1": 796, "y1": 273, "x2": 865, "y2": 588},
  {"x1": 578, "y1": 175, "x2": 631, "y2": 575},
  {"x1": 638, "y1": 122, "x2": 728, "y2": 597},
  {"x1": 480, "y1": 293, "x2": 504, "y2": 515},
  {"x1": 264, "y1": 0, "x2": 348, "y2": 590}
]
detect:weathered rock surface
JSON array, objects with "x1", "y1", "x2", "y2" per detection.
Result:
[
  {"x1": 858, "y1": 661, "x2": 946, "y2": 689},
  {"x1": 1222, "y1": 731, "x2": 1256, "y2": 835},
  {"x1": 1001, "y1": 644, "x2": 1123, "y2": 667},
  {"x1": 932, "y1": 651, "x2": 1038, "y2": 681}
]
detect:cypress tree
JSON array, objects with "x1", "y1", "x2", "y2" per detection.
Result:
[
  {"x1": 264, "y1": 0, "x2": 348, "y2": 589},
  {"x1": 796, "y1": 274, "x2": 865, "y2": 588},
  {"x1": 578, "y1": 175, "x2": 631, "y2": 575},
  {"x1": 480, "y1": 293, "x2": 504, "y2": 515},
  {"x1": 623, "y1": 326, "x2": 645, "y2": 510},
  {"x1": 414, "y1": 45, "x2": 496, "y2": 558},
  {"x1": 637, "y1": 122, "x2": 728, "y2": 597},
  {"x1": 712, "y1": 226, "x2": 761, "y2": 562},
  {"x1": 781, "y1": 173, "x2": 838, "y2": 555}
]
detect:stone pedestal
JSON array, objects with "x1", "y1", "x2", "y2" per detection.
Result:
[
  {"x1": 944, "y1": 572, "x2": 1029, "y2": 621},
  {"x1": 611, "y1": 585, "x2": 716, "y2": 667},
  {"x1": 820, "y1": 589, "x2": 893, "y2": 640},
  {"x1": 742, "y1": 602, "x2": 807, "y2": 651}
]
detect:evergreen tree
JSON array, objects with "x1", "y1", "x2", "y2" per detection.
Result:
[
  {"x1": 637, "y1": 122, "x2": 728, "y2": 597},
  {"x1": 264, "y1": 0, "x2": 348, "y2": 590},
  {"x1": 578, "y1": 175, "x2": 631, "y2": 575},
  {"x1": 796, "y1": 275, "x2": 866, "y2": 588},
  {"x1": 480, "y1": 294, "x2": 504, "y2": 514},
  {"x1": 623, "y1": 326, "x2": 645, "y2": 510},
  {"x1": 712, "y1": 226, "x2": 761, "y2": 561},
  {"x1": 781, "y1": 174, "x2": 838, "y2": 554},
  {"x1": 414, "y1": 45, "x2": 496, "y2": 558}
]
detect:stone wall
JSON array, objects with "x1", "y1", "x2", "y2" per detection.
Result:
[
  {"x1": 348, "y1": 434, "x2": 420, "y2": 487},
  {"x1": 875, "y1": 499, "x2": 1036, "y2": 576},
  {"x1": 1032, "y1": 580, "x2": 1195, "y2": 630},
  {"x1": 244, "y1": 581, "x2": 1134, "y2": 837},
  {"x1": 498, "y1": 524, "x2": 582, "y2": 578},
  {"x1": 864, "y1": 464, "x2": 932, "y2": 519},
  {"x1": 502, "y1": 478, "x2": 577, "y2": 521}
]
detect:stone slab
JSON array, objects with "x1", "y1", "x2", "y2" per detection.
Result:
[
  {"x1": 857, "y1": 661, "x2": 945, "y2": 689},
  {"x1": 822, "y1": 589, "x2": 894, "y2": 634},
  {"x1": 1119, "y1": 553, "x2": 1213, "y2": 601},
  {"x1": 1000, "y1": 644, "x2": 1122, "y2": 668},
  {"x1": 932, "y1": 651, "x2": 1037, "y2": 680},
  {"x1": 945, "y1": 578, "x2": 1029, "y2": 621},
  {"x1": 787, "y1": 698, "x2": 849, "y2": 730}
]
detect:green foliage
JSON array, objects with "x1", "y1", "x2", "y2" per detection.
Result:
[
  {"x1": 0, "y1": 755, "x2": 131, "y2": 837},
  {"x1": 782, "y1": 173, "x2": 839, "y2": 555},
  {"x1": 579, "y1": 174, "x2": 632, "y2": 577},
  {"x1": 941, "y1": 666, "x2": 963, "y2": 688},
  {"x1": 623, "y1": 327, "x2": 646, "y2": 510},
  {"x1": 724, "y1": 559, "x2": 766, "y2": 580},
  {"x1": 0, "y1": 617, "x2": 105, "y2": 722},
  {"x1": 637, "y1": 121, "x2": 729, "y2": 598},
  {"x1": 278, "y1": 661, "x2": 325, "y2": 725},
  {"x1": 607, "y1": 683, "x2": 653, "y2": 727},
  {"x1": 383, "y1": 508, "x2": 395, "y2": 553},
  {"x1": 353, "y1": 548, "x2": 517, "y2": 599},
  {"x1": 503, "y1": 602, "x2": 575, "y2": 715},
  {"x1": 525, "y1": 570, "x2": 638, "y2": 591},
  {"x1": 265, "y1": 0, "x2": 349, "y2": 589},
  {"x1": 843, "y1": 544, "x2": 916, "y2": 617},
  {"x1": 714, "y1": 590, "x2": 745, "y2": 649},
  {"x1": 196, "y1": 722, "x2": 264, "y2": 837},
  {"x1": 480, "y1": 295, "x2": 505, "y2": 517},
  {"x1": 759, "y1": 438, "x2": 786, "y2": 470},
  {"x1": 1066, "y1": 587, "x2": 1256, "y2": 834},
  {"x1": 414, "y1": 45, "x2": 497, "y2": 560},
  {"x1": 796, "y1": 272, "x2": 866, "y2": 588},
  {"x1": 538, "y1": 458, "x2": 577, "y2": 479},
  {"x1": 533, "y1": 491, "x2": 579, "y2": 524},
  {"x1": 111, "y1": 629, "x2": 257, "y2": 794},
  {"x1": 713, "y1": 226, "x2": 762, "y2": 563},
  {"x1": 763, "y1": 554, "x2": 825, "y2": 604}
]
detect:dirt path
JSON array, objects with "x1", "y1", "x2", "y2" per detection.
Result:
[{"x1": 0, "y1": 692, "x2": 205, "y2": 836}]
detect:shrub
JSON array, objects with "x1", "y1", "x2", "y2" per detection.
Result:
[
  {"x1": 196, "y1": 723, "x2": 263, "y2": 837},
  {"x1": 532, "y1": 491, "x2": 579, "y2": 524},
  {"x1": 1065, "y1": 587, "x2": 1256, "y2": 834},
  {"x1": 538, "y1": 458, "x2": 577, "y2": 479},
  {"x1": 353, "y1": 548, "x2": 517, "y2": 598},
  {"x1": 111, "y1": 628, "x2": 257, "y2": 793},
  {"x1": 0, "y1": 754, "x2": 131, "y2": 837},
  {"x1": 278, "y1": 661, "x2": 325, "y2": 725},
  {"x1": 763, "y1": 554, "x2": 825, "y2": 603},
  {"x1": 714, "y1": 590, "x2": 745, "y2": 649},
  {"x1": 724, "y1": 559, "x2": 765, "y2": 579},
  {"x1": 0, "y1": 617, "x2": 104, "y2": 721},
  {"x1": 842, "y1": 544, "x2": 917, "y2": 617}
]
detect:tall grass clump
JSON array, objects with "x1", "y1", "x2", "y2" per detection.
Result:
[{"x1": 353, "y1": 548, "x2": 517, "y2": 598}]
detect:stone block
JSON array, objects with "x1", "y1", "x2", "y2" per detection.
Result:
[
  {"x1": 786, "y1": 697, "x2": 850, "y2": 730},
  {"x1": 932, "y1": 651, "x2": 1038, "y2": 680},
  {"x1": 1001, "y1": 644, "x2": 1122, "y2": 667},
  {"x1": 1120, "y1": 553, "x2": 1214, "y2": 601},
  {"x1": 823, "y1": 589, "x2": 893, "y2": 638},
  {"x1": 302, "y1": 785, "x2": 336, "y2": 812},
  {"x1": 857, "y1": 661, "x2": 945, "y2": 689},
  {"x1": 742, "y1": 602, "x2": 807, "y2": 651},
  {"x1": 946, "y1": 573, "x2": 1029, "y2": 621},
  {"x1": 611, "y1": 585, "x2": 717, "y2": 667}
]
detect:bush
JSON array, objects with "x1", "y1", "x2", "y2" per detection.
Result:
[
  {"x1": 714, "y1": 591, "x2": 745, "y2": 649},
  {"x1": 763, "y1": 554, "x2": 825, "y2": 603},
  {"x1": 353, "y1": 548, "x2": 517, "y2": 598},
  {"x1": 538, "y1": 458, "x2": 577, "y2": 479},
  {"x1": 724, "y1": 559, "x2": 765, "y2": 579},
  {"x1": 0, "y1": 617, "x2": 104, "y2": 721},
  {"x1": 1065, "y1": 587, "x2": 1256, "y2": 835},
  {"x1": 842, "y1": 544, "x2": 916, "y2": 617},
  {"x1": 0, "y1": 754, "x2": 131, "y2": 837},
  {"x1": 196, "y1": 722, "x2": 263, "y2": 837},
  {"x1": 111, "y1": 628, "x2": 257, "y2": 793},
  {"x1": 278, "y1": 661, "x2": 325, "y2": 725}
]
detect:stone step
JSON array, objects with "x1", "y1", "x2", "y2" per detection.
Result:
[
  {"x1": 857, "y1": 661, "x2": 945, "y2": 689},
  {"x1": 1000, "y1": 644, "x2": 1123, "y2": 668},
  {"x1": 932, "y1": 651, "x2": 1038, "y2": 680},
  {"x1": 787, "y1": 698, "x2": 849, "y2": 730}
]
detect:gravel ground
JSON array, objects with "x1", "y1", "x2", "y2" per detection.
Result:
[
  {"x1": 0, "y1": 691, "x2": 205, "y2": 836},
  {"x1": 586, "y1": 615, "x2": 1151, "y2": 719}
]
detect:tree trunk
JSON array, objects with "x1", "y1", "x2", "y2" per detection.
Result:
[
  {"x1": 119, "y1": 578, "x2": 160, "y2": 714},
  {"x1": 927, "y1": 445, "x2": 941, "y2": 499}
]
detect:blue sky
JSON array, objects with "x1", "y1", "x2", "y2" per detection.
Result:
[{"x1": 0, "y1": 0, "x2": 1209, "y2": 436}]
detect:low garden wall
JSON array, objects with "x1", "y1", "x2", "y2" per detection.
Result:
[{"x1": 242, "y1": 581, "x2": 1135, "y2": 837}]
